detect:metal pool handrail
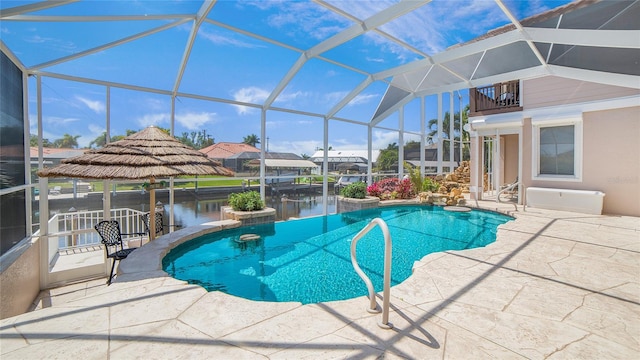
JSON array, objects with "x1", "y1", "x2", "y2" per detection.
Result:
[{"x1": 350, "y1": 217, "x2": 393, "y2": 329}]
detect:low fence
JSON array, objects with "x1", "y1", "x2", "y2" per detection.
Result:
[{"x1": 46, "y1": 208, "x2": 148, "y2": 264}]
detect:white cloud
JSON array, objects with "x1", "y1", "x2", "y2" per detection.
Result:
[
  {"x1": 263, "y1": 1, "x2": 350, "y2": 41},
  {"x1": 75, "y1": 96, "x2": 105, "y2": 113},
  {"x1": 198, "y1": 28, "x2": 263, "y2": 48},
  {"x1": 232, "y1": 87, "x2": 270, "y2": 115},
  {"x1": 143, "y1": 97, "x2": 167, "y2": 111},
  {"x1": 175, "y1": 111, "x2": 217, "y2": 130},
  {"x1": 23, "y1": 34, "x2": 76, "y2": 53},
  {"x1": 135, "y1": 111, "x2": 217, "y2": 130},
  {"x1": 349, "y1": 93, "x2": 378, "y2": 106},
  {"x1": 372, "y1": 130, "x2": 399, "y2": 150},
  {"x1": 268, "y1": 139, "x2": 323, "y2": 157},
  {"x1": 274, "y1": 90, "x2": 310, "y2": 104},
  {"x1": 324, "y1": 91, "x2": 349, "y2": 104},
  {"x1": 44, "y1": 116, "x2": 80, "y2": 125},
  {"x1": 137, "y1": 113, "x2": 170, "y2": 128},
  {"x1": 88, "y1": 123, "x2": 105, "y2": 135}
]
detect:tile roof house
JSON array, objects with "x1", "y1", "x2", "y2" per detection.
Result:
[{"x1": 199, "y1": 142, "x2": 260, "y2": 160}]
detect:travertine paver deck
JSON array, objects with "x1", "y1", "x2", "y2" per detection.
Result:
[{"x1": 1, "y1": 201, "x2": 638, "y2": 359}]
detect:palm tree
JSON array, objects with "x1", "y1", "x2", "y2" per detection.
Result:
[
  {"x1": 30, "y1": 134, "x2": 53, "y2": 147},
  {"x1": 426, "y1": 104, "x2": 470, "y2": 160},
  {"x1": 426, "y1": 104, "x2": 469, "y2": 143},
  {"x1": 89, "y1": 130, "x2": 136, "y2": 148},
  {"x1": 243, "y1": 134, "x2": 260, "y2": 147},
  {"x1": 53, "y1": 134, "x2": 80, "y2": 148}
]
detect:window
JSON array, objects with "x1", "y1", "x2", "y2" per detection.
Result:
[
  {"x1": 532, "y1": 117, "x2": 582, "y2": 181},
  {"x1": 540, "y1": 125, "x2": 574, "y2": 175}
]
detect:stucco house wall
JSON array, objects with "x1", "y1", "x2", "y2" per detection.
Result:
[
  {"x1": 520, "y1": 77, "x2": 640, "y2": 216},
  {"x1": 523, "y1": 76, "x2": 639, "y2": 109}
]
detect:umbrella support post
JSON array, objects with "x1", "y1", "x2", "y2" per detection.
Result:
[{"x1": 150, "y1": 178, "x2": 156, "y2": 241}]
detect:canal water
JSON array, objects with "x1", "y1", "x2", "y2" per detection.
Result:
[
  {"x1": 47, "y1": 192, "x2": 338, "y2": 228},
  {"x1": 168, "y1": 194, "x2": 338, "y2": 227}
]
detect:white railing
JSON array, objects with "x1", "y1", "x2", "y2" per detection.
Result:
[
  {"x1": 46, "y1": 208, "x2": 148, "y2": 263},
  {"x1": 350, "y1": 217, "x2": 393, "y2": 329}
]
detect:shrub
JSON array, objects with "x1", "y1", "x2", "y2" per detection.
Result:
[
  {"x1": 397, "y1": 178, "x2": 414, "y2": 199},
  {"x1": 340, "y1": 181, "x2": 367, "y2": 199},
  {"x1": 422, "y1": 177, "x2": 440, "y2": 192},
  {"x1": 367, "y1": 182, "x2": 381, "y2": 197},
  {"x1": 368, "y1": 177, "x2": 415, "y2": 200},
  {"x1": 228, "y1": 191, "x2": 265, "y2": 211}
]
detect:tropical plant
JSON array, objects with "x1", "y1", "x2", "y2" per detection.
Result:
[
  {"x1": 422, "y1": 177, "x2": 440, "y2": 192},
  {"x1": 88, "y1": 130, "x2": 135, "y2": 148},
  {"x1": 367, "y1": 177, "x2": 415, "y2": 200},
  {"x1": 366, "y1": 182, "x2": 382, "y2": 198},
  {"x1": 340, "y1": 181, "x2": 367, "y2": 199},
  {"x1": 177, "y1": 130, "x2": 214, "y2": 150},
  {"x1": 52, "y1": 133, "x2": 80, "y2": 148},
  {"x1": 404, "y1": 161, "x2": 440, "y2": 193},
  {"x1": 426, "y1": 105, "x2": 471, "y2": 160},
  {"x1": 243, "y1": 134, "x2": 260, "y2": 147},
  {"x1": 30, "y1": 134, "x2": 53, "y2": 147},
  {"x1": 228, "y1": 191, "x2": 265, "y2": 211}
]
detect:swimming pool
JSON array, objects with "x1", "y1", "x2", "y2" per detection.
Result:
[{"x1": 162, "y1": 205, "x2": 512, "y2": 304}]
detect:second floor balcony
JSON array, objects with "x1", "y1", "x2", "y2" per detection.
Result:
[{"x1": 469, "y1": 80, "x2": 522, "y2": 117}]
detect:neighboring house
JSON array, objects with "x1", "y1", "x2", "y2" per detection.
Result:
[
  {"x1": 200, "y1": 142, "x2": 260, "y2": 173},
  {"x1": 200, "y1": 142, "x2": 316, "y2": 174},
  {"x1": 404, "y1": 143, "x2": 461, "y2": 174},
  {"x1": 467, "y1": 77, "x2": 639, "y2": 216},
  {"x1": 30, "y1": 147, "x2": 85, "y2": 167},
  {"x1": 309, "y1": 150, "x2": 380, "y2": 173}
]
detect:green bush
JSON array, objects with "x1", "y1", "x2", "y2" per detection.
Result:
[
  {"x1": 228, "y1": 191, "x2": 265, "y2": 211},
  {"x1": 340, "y1": 181, "x2": 367, "y2": 199},
  {"x1": 422, "y1": 177, "x2": 440, "y2": 192}
]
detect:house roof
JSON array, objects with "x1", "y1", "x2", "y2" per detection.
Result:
[
  {"x1": 29, "y1": 147, "x2": 86, "y2": 159},
  {"x1": 309, "y1": 150, "x2": 381, "y2": 163},
  {"x1": 199, "y1": 142, "x2": 260, "y2": 159}
]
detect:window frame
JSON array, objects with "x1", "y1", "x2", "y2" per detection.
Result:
[{"x1": 531, "y1": 116, "x2": 583, "y2": 182}]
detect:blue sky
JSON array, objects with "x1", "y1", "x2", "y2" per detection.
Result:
[{"x1": 1, "y1": 0, "x2": 572, "y2": 155}]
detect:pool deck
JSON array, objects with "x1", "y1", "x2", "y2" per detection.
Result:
[{"x1": 1, "y1": 201, "x2": 639, "y2": 359}]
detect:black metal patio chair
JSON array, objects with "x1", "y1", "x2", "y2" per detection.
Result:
[
  {"x1": 141, "y1": 212, "x2": 181, "y2": 238},
  {"x1": 94, "y1": 220, "x2": 144, "y2": 285}
]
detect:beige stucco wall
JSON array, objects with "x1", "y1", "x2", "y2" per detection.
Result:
[
  {"x1": 524, "y1": 76, "x2": 640, "y2": 109},
  {"x1": 0, "y1": 238, "x2": 40, "y2": 319},
  {"x1": 502, "y1": 134, "x2": 519, "y2": 185},
  {"x1": 523, "y1": 106, "x2": 640, "y2": 216}
]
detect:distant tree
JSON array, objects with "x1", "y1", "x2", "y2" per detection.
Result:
[
  {"x1": 53, "y1": 134, "x2": 80, "y2": 148},
  {"x1": 89, "y1": 130, "x2": 136, "y2": 148},
  {"x1": 404, "y1": 140, "x2": 421, "y2": 151},
  {"x1": 242, "y1": 134, "x2": 260, "y2": 147},
  {"x1": 30, "y1": 134, "x2": 53, "y2": 147},
  {"x1": 300, "y1": 153, "x2": 310, "y2": 159},
  {"x1": 376, "y1": 142, "x2": 399, "y2": 171},
  {"x1": 89, "y1": 132, "x2": 107, "y2": 148},
  {"x1": 317, "y1": 146, "x2": 333, "y2": 151},
  {"x1": 426, "y1": 104, "x2": 469, "y2": 142},
  {"x1": 427, "y1": 104, "x2": 470, "y2": 160},
  {"x1": 177, "y1": 130, "x2": 214, "y2": 150}
]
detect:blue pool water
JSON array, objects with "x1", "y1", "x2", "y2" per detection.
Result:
[{"x1": 162, "y1": 205, "x2": 512, "y2": 304}]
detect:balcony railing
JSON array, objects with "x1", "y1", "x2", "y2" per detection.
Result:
[{"x1": 469, "y1": 80, "x2": 522, "y2": 116}]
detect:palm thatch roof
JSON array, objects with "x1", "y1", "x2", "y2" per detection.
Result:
[{"x1": 37, "y1": 126, "x2": 234, "y2": 180}]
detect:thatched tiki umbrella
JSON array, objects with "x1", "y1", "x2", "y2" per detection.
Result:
[{"x1": 38, "y1": 126, "x2": 234, "y2": 240}]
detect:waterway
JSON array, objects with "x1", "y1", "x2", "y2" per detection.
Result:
[{"x1": 45, "y1": 190, "x2": 338, "y2": 228}]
